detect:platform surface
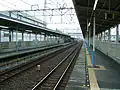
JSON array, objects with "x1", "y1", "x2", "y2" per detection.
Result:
[
  {"x1": 65, "y1": 44, "x2": 120, "y2": 90},
  {"x1": 0, "y1": 43, "x2": 70, "y2": 60},
  {"x1": 94, "y1": 50, "x2": 120, "y2": 90},
  {"x1": 65, "y1": 48, "x2": 88, "y2": 90}
]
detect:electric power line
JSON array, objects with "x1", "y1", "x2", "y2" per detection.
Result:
[
  {"x1": 19, "y1": 0, "x2": 31, "y2": 6},
  {"x1": 2, "y1": 0, "x2": 16, "y2": 7},
  {"x1": 0, "y1": 2, "x2": 15, "y2": 10},
  {"x1": 0, "y1": 0, "x2": 31, "y2": 10}
]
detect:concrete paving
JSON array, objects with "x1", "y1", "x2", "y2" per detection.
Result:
[
  {"x1": 94, "y1": 50, "x2": 120, "y2": 90},
  {"x1": 68, "y1": 46, "x2": 120, "y2": 90},
  {"x1": 65, "y1": 48, "x2": 88, "y2": 90}
]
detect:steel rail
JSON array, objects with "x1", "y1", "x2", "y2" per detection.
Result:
[
  {"x1": 32, "y1": 47, "x2": 77, "y2": 90},
  {"x1": 53, "y1": 48, "x2": 78, "y2": 90},
  {"x1": 0, "y1": 43, "x2": 74, "y2": 83}
]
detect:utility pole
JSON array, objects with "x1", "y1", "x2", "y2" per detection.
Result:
[{"x1": 92, "y1": 12, "x2": 96, "y2": 66}]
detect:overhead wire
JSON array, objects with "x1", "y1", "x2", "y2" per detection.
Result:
[
  {"x1": 0, "y1": 0, "x2": 31, "y2": 11},
  {"x1": 48, "y1": 0, "x2": 62, "y2": 15},
  {"x1": 0, "y1": 2, "x2": 15, "y2": 10},
  {"x1": 45, "y1": 0, "x2": 63, "y2": 23},
  {"x1": 45, "y1": 0, "x2": 76, "y2": 24},
  {"x1": 1, "y1": 0, "x2": 17, "y2": 7},
  {"x1": 19, "y1": 0, "x2": 31, "y2": 6}
]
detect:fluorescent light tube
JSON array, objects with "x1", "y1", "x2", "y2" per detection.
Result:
[
  {"x1": 88, "y1": 22, "x2": 91, "y2": 26},
  {"x1": 0, "y1": 26, "x2": 9, "y2": 29},
  {"x1": 93, "y1": 0, "x2": 98, "y2": 10},
  {"x1": 25, "y1": 30, "x2": 32, "y2": 32}
]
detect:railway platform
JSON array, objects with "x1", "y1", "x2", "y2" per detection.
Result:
[
  {"x1": 65, "y1": 42, "x2": 120, "y2": 90},
  {"x1": 86, "y1": 47, "x2": 120, "y2": 90},
  {"x1": 91, "y1": 49, "x2": 120, "y2": 90},
  {"x1": 65, "y1": 47, "x2": 88, "y2": 90},
  {"x1": 0, "y1": 43, "x2": 70, "y2": 60}
]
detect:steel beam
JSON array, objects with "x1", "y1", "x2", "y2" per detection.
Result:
[
  {"x1": 0, "y1": 29, "x2": 2, "y2": 43},
  {"x1": 116, "y1": 25, "x2": 119, "y2": 43},
  {"x1": 108, "y1": 28, "x2": 111, "y2": 42},
  {"x1": 76, "y1": 5, "x2": 119, "y2": 13},
  {"x1": 97, "y1": 19, "x2": 120, "y2": 24},
  {"x1": 9, "y1": 30, "x2": 11, "y2": 42}
]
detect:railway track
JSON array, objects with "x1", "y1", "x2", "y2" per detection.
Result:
[
  {"x1": 0, "y1": 43, "x2": 70, "y2": 71},
  {"x1": 0, "y1": 43, "x2": 76, "y2": 80},
  {"x1": 0, "y1": 42, "x2": 82, "y2": 90},
  {"x1": 0, "y1": 43, "x2": 74, "y2": 82},
  {"x1": 32, "y1": 44, "x2": 81, "y2": 90},
  {"x1": 0, "y1": 44, "x2": 68, "y2": 72}
]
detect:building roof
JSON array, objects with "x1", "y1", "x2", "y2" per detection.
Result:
[
  {"x1": 0, "y1": 12, "x2": 70, "y2": 37},
  {"x1": 73, "y1": 0, "x2": 120, "y2": 37}
]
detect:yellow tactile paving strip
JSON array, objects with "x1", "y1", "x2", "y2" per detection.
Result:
[
  {"x1": 94, "y1": 65, "x2": 106, "y2": 70},
  {"x1": 85, "y1": 48, "x2": 100, "y2": 90}
]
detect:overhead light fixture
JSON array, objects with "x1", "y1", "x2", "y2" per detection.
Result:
[
  {"x1": 93, "y1": 0, "x2": 99, "y2": 10},
  {"x1": 0, "y1": 26, "x2": 9, "y2": 29},
  {"x1": 25, "y1": 30, "x2": 32, "y2": 32},
  {"x1": 88, "y1": 22, "x2": 91, "y2": 27}
]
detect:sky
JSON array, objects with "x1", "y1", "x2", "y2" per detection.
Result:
[
  {"x1": 0, "y1": 0, "x2": 119, "y2": 39},
  {"x1": 0, "y1": 0, "x2": 83, "y2": 39}
]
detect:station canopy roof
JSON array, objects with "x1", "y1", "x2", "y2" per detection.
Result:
[
  {"x1": 0, "y1": 13, "x2": 70, "y2": 37},
  {"x1": 73, "y1": 0, "x2": 120, "y2": 37}
]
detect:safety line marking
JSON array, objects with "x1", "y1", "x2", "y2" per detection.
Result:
[{"x1": 86, "y1": 48, "x2": 100, "y2": 90}]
